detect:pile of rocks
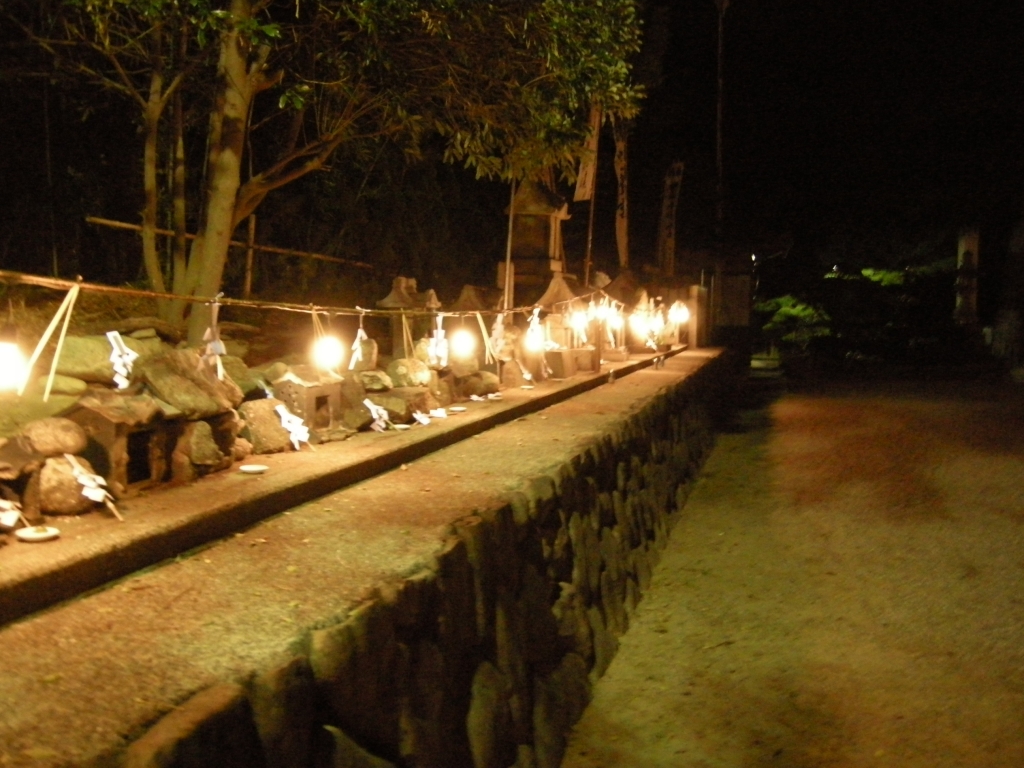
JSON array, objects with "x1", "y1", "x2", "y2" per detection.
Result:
[{"x1": 0, "y1": 318, "x2": 504, "y2": 539}]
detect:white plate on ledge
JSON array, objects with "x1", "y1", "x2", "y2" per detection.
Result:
[
  {"x1": 239, "y1": 464, "x2": 269, "y2": 475},
  {"x1": 449, "y1": 406, "x2": 467, "y2": 413},
  {"x1": 15, "y1": 525, "x2": 60, "y2": 543}
]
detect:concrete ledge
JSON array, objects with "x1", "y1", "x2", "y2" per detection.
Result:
[
  {"x1": 1, "y1": 349, "x2": 687, "y2": 626},
  {"x1": 0, "y1": 350, "x2": 732, "y2": 768}
]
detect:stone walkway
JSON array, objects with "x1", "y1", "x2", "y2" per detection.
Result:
[{"x1": 563, "y1": 376, "x2": 1024, "y2": 768}]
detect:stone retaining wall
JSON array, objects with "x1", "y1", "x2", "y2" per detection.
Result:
[{"x1": 121, "y1": 352, "x2": 733, "y2": 768}]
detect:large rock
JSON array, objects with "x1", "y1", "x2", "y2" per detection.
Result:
[
  {"x1": 250, "y1": 657, "x2": 317, "y2": 768},
  {"x1": 39, "y1": 455, "x2": 97, "y2": 515},
  {"x1": 337, "y1": 375, "x2": 373, "y2": 430},
  {"x1": 350, "y1": 336, "x2": 379, "y2": 373},
  {"x1": 358, "y1": 370, "x2": 393, "y2": 392},
  {"x1": 121, "y1": 683, "x2": 266, "y2": 768},
  {"x1": 322, "y1": 725, "x2": 397, "y2": 768},
  {"x1": 0, "y1": 436, "x2": 44, "y2": 481},
  {"x1": 33, "y1": 374, "x2": 88, "y2": 397},
  {"x1": 532, "y1": 653, "x2": 591, "y2": 768},
  {"x1": 501, "y1": 360, "x2": 528, "y2": 389},
  {"x1": 341, "y1": 404, "x2": 374, "y2": 431},
  {"x1": 222, "y1": 355, "x2": 267, "y2": 398},
  {"x1": 450, "y1": 357, "x2": 480, "y2": 378},
  {"x1": 88, "y1": 316, "x2": 183, "y2": 344},
  {"x1": 467, "y1": 661, "x2": 513, "y2": 768},
  {"x1": 259, "y1": 361, "x2": 289, "y2": 385},
  {"x1": 457, "y1": 371, "x2": 501, "y2": 398},
  {"x1": 137, "y1": 348, "x2": 244, "y2": 419},
  {"x1": 239, "y1": 398, "x2": 294, "y2": 454},
  {"x1": 177, "y1": 420, "x2": 227, "y2": 468},
  {"x1": 55, "y1": 334, "x2": 167, "y2": 384},
  {"x1": 72, "y1": 387, "x2": 167, "y2": 426},
  {"x1": 366, "y1": 388, "x2": 439, "y2": 423},
  {"x1": 21, "y1": 417, "x2": 88, "y2": 457},
  {"x1": 386, "y1": 358, "x2": 432, "y2": 388},
  {"x1": 223, "y1": 338, "x2": 250, "y2": 360}
]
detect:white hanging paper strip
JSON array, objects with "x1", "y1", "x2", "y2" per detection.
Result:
[
  {"x1": 274, "y1": 404, "x2": 311, "y2": 450},
  {"x1": 525, "y1": 308, "x2": 544, "y2": 354},
  {"x1": 0, "y1": 500, "x2": 24, "y2": 531},
  {"x1": 64, "y1": 453, "x2": 123, "y2": 521},
  {"x1": 106, "y1": 331, "x2": 139, "y2": 389},
  {"x1": 475, "y1": 312, "x2": 495, "y2": 364},
  {"x1": 490, "y1": 314, "x2": 506, "y2": 360},
  {"x1": 427, "y1": 315, "x2": 448, "y2": 369},
  {"x1": 202, "y1": 294, "x2": 227, "y2": 380},
  {"x1": 348, "y1": 328, "x2": 368, "y2": 370},
  {"x1": 412, "y1": 410, "x2": 431, "y2": 425},
  {"x1": 362, "y1": 398, "x2": 392, "y2": 432}
]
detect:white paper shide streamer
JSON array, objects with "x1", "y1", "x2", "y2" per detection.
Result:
[
  {"x1": 106, "y1": 331, "x2": 138, "y2": 390},
  {"x1": 0, "y1": 499, "x2": 24, "y2": 531},
  {"x1": 363, "y1": 398, "x2": 392, "y2": 432},
  {"x1": 65, "y1": 453, "x2": 122, "y2": 520},
  {"x1": 203, "y1": 294, "x2": 227, "y2": 380},
  {"x1": 427, "y1": 315, "x2": 448, "y2": 368},
  {"x1": 348, "y1": 327, "x2": 369, "y2": 371},
  {"x1": 275, "y1": 404, "x2": 310, "y2": 450}
]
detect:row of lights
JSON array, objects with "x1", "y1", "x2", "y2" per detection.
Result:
[{"x1": 2, "y1": 299, "x2": 692, "y2": 392}]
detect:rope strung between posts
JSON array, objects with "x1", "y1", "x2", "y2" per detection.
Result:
[{"x1": 0, "y1": 269, "x2": 620, "y2": 320}]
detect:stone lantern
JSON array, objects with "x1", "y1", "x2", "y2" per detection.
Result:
[
  {"x1": 498, "y1": 180, "x2": 571, "y2": 303},
  {"x1": 377, "y1": 276, "x2": 442, "y2": 358}
]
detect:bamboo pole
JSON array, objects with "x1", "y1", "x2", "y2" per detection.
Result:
[
  {"x1": 43, "y1": 283, "x2": 79, "y2": 402},
  {"x1": 243, "y1": 214, "x2": 256, "y2": 299},
  {"x1": 18, "y1": 283, "x2": 79, "y2": 397},
  {"x1": 0, "y1": 268, "x2": 586, "y2": 320},
  {"x1": 85, "y1": 216, "x2": 374, "y2": 270}
]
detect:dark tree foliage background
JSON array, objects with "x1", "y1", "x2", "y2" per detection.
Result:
[{"x1": 2, "y1": 0, "x2": 1023, "y2": 360}]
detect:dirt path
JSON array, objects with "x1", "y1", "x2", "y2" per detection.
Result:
[{"x1": 563, "y1": 376, "x2": 1024, "y2": 768}]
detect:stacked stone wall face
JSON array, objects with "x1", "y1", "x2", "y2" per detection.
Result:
[{"x1": 121, "y1": 355, "x2": 730, "y2": 768}]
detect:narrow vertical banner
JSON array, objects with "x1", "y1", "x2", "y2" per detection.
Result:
[
  {"x1": 657, "y1": 162, "x2": 685, "y2": 276},
  {"x1": 574, "y1": 105, "x2": 602, "y2": 203},
  {"x1": 612, "y1": 115, "x2": 630, "y2": 269}
]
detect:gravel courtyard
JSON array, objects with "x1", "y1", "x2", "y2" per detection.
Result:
[{"x1": 563, "y1": 374, "x2": 1024, "y2": 768}]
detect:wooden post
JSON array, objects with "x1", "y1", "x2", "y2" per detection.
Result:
[
  {"x1": 243, "y1": 214, "x2": 256, "y2": 299},
  {"x1": 955, "y1": 228, "x2": 979, "y2": 327},
  {"x1": 657, "y1": 162, "x2": 684, "y2": 276},
  {"x1": 503, "y1": 180, "x2": 516, "y2": 309}
]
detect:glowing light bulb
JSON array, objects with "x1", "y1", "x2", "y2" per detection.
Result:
[
  {"x1": 450, "y1": 328, "x2": 477, "y2": 359},
  {"x1": 312, "y1": 335, "x2": 345, "y2": 370},
  {"x1": 629, "y1": 312, "x2": 649, "y2": 336},
  {"x1": 570, "y1": 311, "x2": 589, "y2": 333},
  {"x1": 0, "y1": 342, "x2": 28, "y2": 392},
  {"x1": 668, "y1": 302, "x2": 690, "y2": 325}
]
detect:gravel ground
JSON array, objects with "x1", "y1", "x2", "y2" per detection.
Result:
[{"x1": 563, "y1": 374, "x2": 1024, "y2": 768}]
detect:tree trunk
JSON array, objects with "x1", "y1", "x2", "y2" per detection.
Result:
[
  {"x1": 185, "y1": 0, "x2": 265, "y2": 345},
  {"x1": 168, "y1": 57, "x2": 189, "y2": 327},
  {"x1": 142, "y1": 27, "x2": 169, "y2": 305}
]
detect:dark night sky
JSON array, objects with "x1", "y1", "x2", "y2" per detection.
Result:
[{"x1": 620, "y1": 0, "x2": 1024, "y2": 293}]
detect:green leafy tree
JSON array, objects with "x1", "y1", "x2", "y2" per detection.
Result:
[
  {"x1": 754, "y1": 294, "x2": 831, "y2": 353},
  {"x1": 13, "y1": 0, "x2": 642, "y2": 342}
]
